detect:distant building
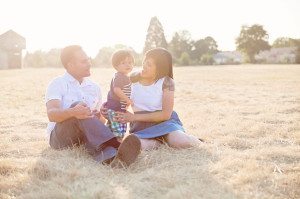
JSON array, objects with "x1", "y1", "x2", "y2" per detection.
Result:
[
  {"x1": 255, "y1": 47, "x2": 297, "y2": 64},
  {"x1": 0, "y1": 30, "x2": 26, "y2": 69},
  {"x1": 213, "y1": 51, "x2": 243, "y2": 64}
]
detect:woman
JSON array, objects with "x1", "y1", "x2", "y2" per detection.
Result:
[{"x1": 114, "y1": 48, "x2": 202, "y2": 150}]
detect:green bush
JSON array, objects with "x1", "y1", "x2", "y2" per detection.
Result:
[
  {"x1": 200, "y1": 54, "x2": 214, "y2": 65},
  {"x1": 178, "y1": 52, "x2": 191, "y2": 66}
]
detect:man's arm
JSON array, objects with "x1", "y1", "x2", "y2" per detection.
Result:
[{"x1": 46, "y1": 99, "x2": 94, "y2": 122}]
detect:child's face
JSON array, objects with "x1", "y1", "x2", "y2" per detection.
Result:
[{"x1": 116, "y1": 56, "x2": 133, "y2": 75}]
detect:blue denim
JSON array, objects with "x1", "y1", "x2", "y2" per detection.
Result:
[
  {"x1": 130, "y1": 111, "x2": 185, "y2": 139},
  {"x1": 49, "y1": 102, "x2": 119, "y2": 163}
]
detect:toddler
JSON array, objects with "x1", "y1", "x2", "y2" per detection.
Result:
[{"x1": 106, "y1": 50, "x2": 134, "y2": 142}]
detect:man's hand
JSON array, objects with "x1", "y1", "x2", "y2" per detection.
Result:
[{"x1": 71, "y1": 102, "x2": 94, "y2": 120}]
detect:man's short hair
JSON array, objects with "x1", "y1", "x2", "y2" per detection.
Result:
[
  {"x1": 111, "y1": 49, "x2": 134, "y2": 68},
  {"x1": 60, "y1": 45, "x2": 82, "y2": 68}
]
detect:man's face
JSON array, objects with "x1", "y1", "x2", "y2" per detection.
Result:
[{"x1": 67, "y1": 50, "x2": 91, "y2": 81}]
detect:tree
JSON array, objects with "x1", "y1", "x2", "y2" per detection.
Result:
[
  {"x1": 204, "y1": 36, "x2": 219, "y2": 55},
  {"x1": 272, "y1": 37, "x2": 291, "y2": 48},
  {"x1": 272, "y1": 37, "x2": 300, "y2": 64},
  {"x1": 200, "y1": 54, "x2": 215, "y2": 65},
  {"x1": 92, "y1": 46, "x2": 117, "y2": 67},
  {"x1": 235, "y1": 24, "x2": 270, "y2": 63},
  {"x1": 44, "y1": 48, "x2": 62, "y2": 67},
  {"x1": 191, "y1": 36, "x2": 218, "y2": 62},
  {"x1": 168, "y1": 30, "x2": 193, "y2": 64},
  {"x1": 23, "y1": 50, "x2": 46, "y2": 67},
  {"x1": 273, "y1": 37, "x2": 300, "y2": 48},
  {"x1": 143, "y1": 16, "x2": 168, "y2": 53},
  {"x1": 296, "y1": 48, "x2": 300, "y2": 64},
  {"x1": 92, "y1": 44, "x2": 140, "y2": 67},
  {"x1": 178, "y1": 52, "x2": 191, "y2": 66},
  {"x1": 191, "y1": 39, "x2": 207, "y2": 61},
  {"x1": 290, "y1": 39, "x2": 300, "y2": 47}
]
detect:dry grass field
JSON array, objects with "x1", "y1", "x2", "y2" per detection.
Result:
[{"x1": 0, "y1": 64, "x2": 299, "y2": 199}]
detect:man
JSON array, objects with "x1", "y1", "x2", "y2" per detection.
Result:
[{"x1": 45, "y1": 45, "x2": 141, "y2": 166}]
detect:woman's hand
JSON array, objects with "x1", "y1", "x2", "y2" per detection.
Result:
[
  {"x1": 100, "y1": 102, "x2": 109, "y2": 120},
  {"x1": 129, "y1": 71, "x2": 142, "y2": 83},
  {"x1": 115, "y1": 111, "x2": 135, "y2": 123}
]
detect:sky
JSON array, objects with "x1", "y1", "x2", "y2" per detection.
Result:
[{"x1": 0, "y1": 0, "x2": 299, "y2": 57}]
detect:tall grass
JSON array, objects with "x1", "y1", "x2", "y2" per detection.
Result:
[{"x1": 0, "y1": 65, "x2": 299, "y2": 199}]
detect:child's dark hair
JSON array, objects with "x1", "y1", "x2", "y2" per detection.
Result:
[
  {"x1": 111, "y1": 49, "x2": 134, "y2": 68},
  {"x1": 145, "y1": 48, "x2": 173, "y2": 81}
]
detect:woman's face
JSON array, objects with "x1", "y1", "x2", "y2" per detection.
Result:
[{"x1": 141, "y1": 58, "x2": 157, "y2": 79}]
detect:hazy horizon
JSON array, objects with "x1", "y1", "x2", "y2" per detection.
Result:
[{"x1": 0, "y1": 0, "x2": 299, "y2": 57}]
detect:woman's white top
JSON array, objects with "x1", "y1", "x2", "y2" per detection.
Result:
[{"x1": 131, "y1": 77, "x2": 165, "y2": 112}]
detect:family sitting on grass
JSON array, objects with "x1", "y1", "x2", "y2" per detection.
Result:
[{"x1": 45, "y1": 45, "x2": 202, "y2": 167}]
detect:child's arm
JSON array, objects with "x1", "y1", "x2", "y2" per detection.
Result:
[
  {"x1": 92, "y1": 109, "x2": 106, "y2": 124},
  {"x1": 99, "y1": 114, "x2": 106, "y2": 124},
  {"x1": 113, "y1": 87, "x2": 134, "y2": 106}
]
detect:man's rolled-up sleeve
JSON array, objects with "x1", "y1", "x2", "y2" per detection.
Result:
[{"x1": 45, "y1": 78, "x2": 64, "y2": 104}]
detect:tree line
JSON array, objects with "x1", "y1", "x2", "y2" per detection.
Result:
[{"x1": 23, "y1": 17, "x2": 300, "y2": 68}]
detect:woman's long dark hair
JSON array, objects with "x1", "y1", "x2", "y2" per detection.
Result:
[
  {"x1": 145, "y1": 48, "x2": 173, "y2": 81},
  {"x1": 130, "y1": 48, "x2": 173, "y2": 83}
]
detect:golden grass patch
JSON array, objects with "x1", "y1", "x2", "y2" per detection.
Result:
[{"x1": 0, "y1": 65, "x2": 299, "y2": 198}]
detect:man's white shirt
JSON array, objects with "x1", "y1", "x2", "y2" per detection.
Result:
[{"x1": 45, "y1": 72, "x2": 102, "y2": 140}]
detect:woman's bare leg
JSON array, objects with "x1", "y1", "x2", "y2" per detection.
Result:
[
  {"x1": 164, "y1": 130, "x2": 201, "y2": 149},
  {"x1": 140, "y1": 138, "x2": 162, "y2": 151}
]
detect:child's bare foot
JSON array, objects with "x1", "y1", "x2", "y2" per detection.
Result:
[{"x1": 116, "y1": 137, "x2": 123, "y2": 142}]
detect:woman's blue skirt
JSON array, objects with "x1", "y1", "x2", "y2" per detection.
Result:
[{"x1": 129, "y1": 111, "x2": 185, "y2": 139}]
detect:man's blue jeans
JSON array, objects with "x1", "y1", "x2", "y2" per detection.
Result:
[{"x1": 50, "y1": 115, "x2": 120, "y2": 163}]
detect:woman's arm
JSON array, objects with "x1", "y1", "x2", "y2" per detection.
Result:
[{"x1": 121, "y1": 77, "x2": 175, "y2": 123}]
